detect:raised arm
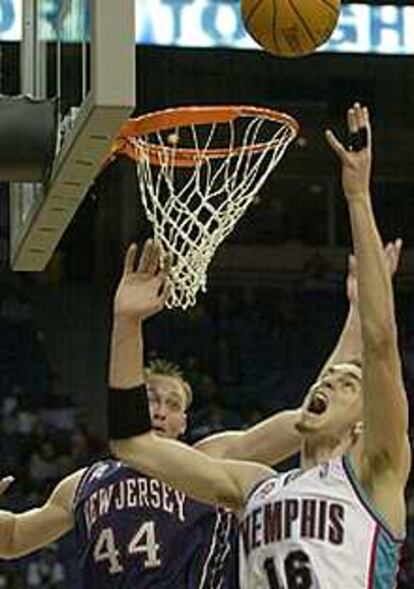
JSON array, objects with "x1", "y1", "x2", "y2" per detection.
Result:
[
  {"x1": 195, "y1": 255, "x2": 364, "y2": 464},
  {"x1": 0, "y1": 469, "x2": 83, "y2": 559},
  {"x1": 112, "y1": 430, "x2": 272, "y2": 513},
  {"x1": 110, "y1": 240, "x2": 170, "y2": 388},
  {"x1": 194, "y1": 409, "x2": 301, "y2": 464},
  {"x1": 109, "y1": 241, "x2": 272, "y2": 512},
  {"x1": 318, "y1": 255, "x2": 362, "y2": 377},
  {"x1": 317, "y1": 240, "x2": 401, "y2": 378},
  {"x1": 326, "y1": 103, "x2": 411, "y2": 532}
]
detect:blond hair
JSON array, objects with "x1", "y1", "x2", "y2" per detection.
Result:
[{"x1": 145, "y1": 359, "x2": 193, "y2": 408}]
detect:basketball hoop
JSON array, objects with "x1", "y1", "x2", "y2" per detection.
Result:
[{"x1": 112, "y1": 105, "x2": 299, "y2": 309}]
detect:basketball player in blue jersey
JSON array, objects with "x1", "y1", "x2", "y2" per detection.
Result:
[{"x1": 109, "y1": 103, "x2": 410, "y2": 589}]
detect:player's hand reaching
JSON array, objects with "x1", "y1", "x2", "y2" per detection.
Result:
[
  {"x1": 346, "y1": 238, "x2": 403, "y2": 305},
  {"x1": 0, "y1": 476, "x2": 14, "y2": 496},
  {"x1": 325, "y1": 102, "x2": 372, "y2": 203},
  {"x1": 113, "y1": 240, "x2": 171, "y2": 322}
]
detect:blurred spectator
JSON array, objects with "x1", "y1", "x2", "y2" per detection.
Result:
[
  {"x1": 0, "y1": 291, "x2": 32, "y2": 324},
  {"x1": 69, "y1": 425, "x2": 103, "y2": 468},
  {"x1": 398, "y1": 542, "x2": 414, "y2": 589},
  {"x1": 0, "y1": 568, "x2": 24, "y2": 589},
  {"x1": 29, "y1": 442, "x2": 59, "y2": 490},
  {"x1": 40, "y1": 372, "x2": 75, "y2": 433},
  {"x1": 190, "y1": 402, "x2": 227, "y2": 442},
  {"x1": 26, "y1": 545, "x2": 66, "y2": 589}
]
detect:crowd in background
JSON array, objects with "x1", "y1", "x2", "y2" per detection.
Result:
[{"x1": 0, "y1": 273, "x2": 413, "y2": 588}]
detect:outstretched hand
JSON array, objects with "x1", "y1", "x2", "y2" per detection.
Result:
[
  {"x1": 326, "y1": 102, "x2": 372, "y2": 202},
  {"x1": 346, "y1": 238, "x2": 403, "y2": 304},
  {"x1": 114, "y1": 240, "x2": 171, "y2": 322}
]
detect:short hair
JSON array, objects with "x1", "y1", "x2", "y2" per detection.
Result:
[
  {"x1": 145, "y1": 359, "x2": 193, "y2": 408},
  {"x1": 346, "y1": 358, "x2": 362, "y2": 370},
  {"x1": 319, "y1": 358, "x2": 362, "y2": 382},
  {"x1": 331, "y1": 358, "x2": 362, "y2": 381}
]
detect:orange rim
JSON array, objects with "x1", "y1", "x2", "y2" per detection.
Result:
[{"x1": 113, "y1": 105, "x2": 299, "y2": 168}]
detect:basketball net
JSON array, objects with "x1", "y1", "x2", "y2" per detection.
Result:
[{"x1": 114, "y1": 106, "x2": 298, "y2": 309}]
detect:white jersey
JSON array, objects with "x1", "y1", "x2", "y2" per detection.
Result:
[{"x1": 239, "y1": 454, "x2": 403, "y2": 589}]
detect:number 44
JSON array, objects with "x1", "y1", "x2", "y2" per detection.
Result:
[{"x1": 93, "y1": 521, "x2": 161, "y2": 574}]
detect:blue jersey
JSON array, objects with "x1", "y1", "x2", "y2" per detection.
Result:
[{"x1": 73, "y1": 459, "x2": 238, "y2": 589}]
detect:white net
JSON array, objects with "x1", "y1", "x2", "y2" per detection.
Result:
[{"x1": 130, "y1": 109, "x2": 298, "y2": 309}]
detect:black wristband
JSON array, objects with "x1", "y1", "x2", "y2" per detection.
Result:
[
  {"x1": 108, "y1": 384, "x2": 152, "y2": 440},
  {"x1": 347, "y1": 128, "x2": 368, "y2": 152}
]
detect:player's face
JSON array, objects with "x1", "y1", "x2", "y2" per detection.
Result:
[
  {"x1": 297, "y1": 363, "x2": 363, "y2": 441},
  {"x1": 146, "y1": 374, "x2": 188, "y2": 440}
]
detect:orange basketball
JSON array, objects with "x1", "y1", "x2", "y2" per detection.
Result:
[{"x1": 241, "y1": 0, "x2": 340, "y2": 58}]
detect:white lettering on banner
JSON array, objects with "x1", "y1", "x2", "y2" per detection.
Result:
[
  {"x1": 136, "y1": 0, "x2": 247, "y2": 48},
  {"x1": 323, "y1": 5, "x2": 371, "y2": 54},
  {"x1": 372, "y1": 6, "x2": 407, "y2": 52},
  {"x1": 136, "y1": 1, "x2": 414, "y2": 56},
  {"x1": 1, "y1": 0, "x2": 414, "y2": 56},
  {"x1": 324, "y1": 4, "x2": 414, "y2": 55}
]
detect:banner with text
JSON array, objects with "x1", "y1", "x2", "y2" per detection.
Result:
[{"x1": 1, "y1": 0, "x2": 413, "y2": 55}]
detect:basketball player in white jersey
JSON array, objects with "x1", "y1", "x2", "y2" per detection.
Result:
[{"x1": 109, "y1": 103, "x2": 411, "y2": 589}]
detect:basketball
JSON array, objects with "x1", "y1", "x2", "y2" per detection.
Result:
[{"x1": 241, "y1": 0, "x2": 341, "y2": 58}]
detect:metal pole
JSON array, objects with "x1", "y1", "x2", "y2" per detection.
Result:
[{"x1": 21, "y1": 0, "x2": 36, "y2": 94}]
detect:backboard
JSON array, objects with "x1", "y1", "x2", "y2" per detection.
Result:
[{"x1": 10, "y1": 0, "x2": 136, "y2": 270}]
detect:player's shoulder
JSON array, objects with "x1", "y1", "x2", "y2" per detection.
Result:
[
  {"x1": 245, "y1": 465, "x2": 306, "y2": 504},
  {"x1": 71, "y1": 457, "x2": 119, "y2": 505},
  {"x1": 47, "y1": 467, "x2": 89, "y2": 513},
  {"x1": 245, "y1": 468, "x2": 283, "y2": 504}
]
